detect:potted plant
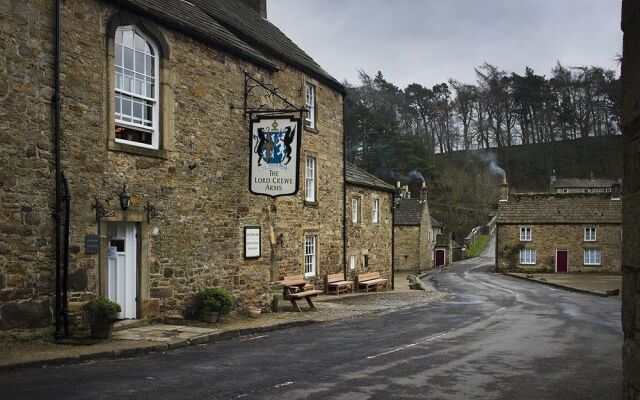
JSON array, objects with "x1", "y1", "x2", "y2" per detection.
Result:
[
  {"x1": 196, "y1": 288, "x2": 234, "y2": 323},
  {"x1": 87, "y1": 296, "x2": 121, "y2": 339},
  {"x1": 247, "y1": 305, "x2": 261, "y2": 318}
]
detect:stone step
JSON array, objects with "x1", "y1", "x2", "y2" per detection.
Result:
[{"x1": 113, "y1": 319, "x2": 149, "y2": 332}]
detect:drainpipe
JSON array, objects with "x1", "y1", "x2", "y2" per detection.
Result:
[
  {"x1": 391, "y1": 192, "x2": 395, "y2": 290},
  {"x1": 342, "y1": 96, "x2": 347, "y2": 281},
  {"x1": 62, "y1": 172, "x2": 71, "y2": 337},
  {"x1": 53, "y1": 0, "x2": 63, "y2": 341}
]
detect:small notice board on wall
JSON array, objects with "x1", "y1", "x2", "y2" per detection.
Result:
[{"x1": 244, "y1": 226, "x2": 261, "y2": 259}]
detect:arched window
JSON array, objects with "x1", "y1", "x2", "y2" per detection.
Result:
[{"x1": 114, "y1": 26, "x2": 159, "y2": 149}]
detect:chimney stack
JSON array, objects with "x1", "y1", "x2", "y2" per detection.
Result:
[
  {"x1": 420, "y1": 180, "x2": 427, "y2": 201},
  {"x1": 239, "y1": 0, "x2": 267, "y2": 18},
  {"x1": 499, "y1": 175, "x2": 509, "y2": 202}
]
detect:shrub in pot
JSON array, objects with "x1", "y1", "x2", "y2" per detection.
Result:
[
  {"x1": 88, "y1": 297, "x2": 121, "y2": 339},
  {"x1": 196, "y1": 288, "x2": 234, "y2": 323}
]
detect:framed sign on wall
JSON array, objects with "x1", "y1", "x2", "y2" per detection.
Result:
[
  {"x1": 244, "y1": 226, "x2": 261, "y2": 259},
  {"x1": 249, "y1": 116, "x2": 302, "y2": 198}
]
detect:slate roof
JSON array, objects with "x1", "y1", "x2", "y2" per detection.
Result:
[
  {"x1": 435, "y1": 233, "x2": 450, "y2": 247},
  {"x1": 108, "y1": 0, "x2": 344, "y2": 92},
  {"x1": 496, "y1": 193, "x2": 622, "y2": 224},
  {"x1": 430, "y1": 217, "x2": 443, "y2": 228},
  {"x1": 345, "y1": 163, "x2": 395, "y2": 192},
  {"x1": 394, "y1": 198, "x2": 426, "y2": 226},
  {"x1": 552, "y1": 178, "x2": 618, "y2": 189}
]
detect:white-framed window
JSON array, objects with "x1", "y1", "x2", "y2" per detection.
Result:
[
  {"x1": 584, "y1": 249, "x2": 601, "y2": 265},
  {"x1": 584, "y1": 227, "x2": 597, "y2": 242},
  {"x1": 372, "y1": 198, "x2": 380, "y2": 223},
  {"x1": 606, "y1": 188, "x2": 612, "y2": 193},
  {"x1": 350, "y1": 255, "x2": 356, "y2": 270},
  {"x1": 352, "y1": 198, "x2": 361, "y2": 224},
  {"x1": 519, "y1": 227, "x2": 532, "y2": 241},
  {"x1": 304, "y1": 235, "x2": 317, "y2": 277},
  {"x1": 362, "y1": 254, "x2": 369, "y2": 270},
  {"x1": 519, "y1": 249, "x2": 536, "y2": 264},
  {"x1": 561, "y1": 188, "x2": 569, "y2": 193},
  {"x1": 114, "y1": 26, "x2": 159, "y2": 149},
  {"x1": 305, "y1": 156, "x2": 316, "y2": 202},
  {"x1": 305, "y1": 82, "x2": 315, "y2": 128}
]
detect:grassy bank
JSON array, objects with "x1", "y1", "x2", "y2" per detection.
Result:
[{"x1": 465, "y1": 235, "x2": 489, "y2": 258}]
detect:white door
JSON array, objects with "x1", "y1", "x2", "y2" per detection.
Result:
[{"x1": 107, "y1": 223, "x2": 137, "y2": 319}]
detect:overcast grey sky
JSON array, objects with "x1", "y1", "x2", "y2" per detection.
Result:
[{"x1": 269, "y1": 0, "x2": 622, "y2": 87}]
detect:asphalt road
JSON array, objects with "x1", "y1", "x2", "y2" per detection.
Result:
[{"x1": 0, "y1": 240, "x2": 622, "y2": 400}]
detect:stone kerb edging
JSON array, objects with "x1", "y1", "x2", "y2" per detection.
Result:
[{"x1": 501, "y1": 273, "x2": 613, "y2": 298}]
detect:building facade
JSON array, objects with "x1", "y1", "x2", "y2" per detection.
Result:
[
  {"x1": 550, "y1": 171, "x2": 622, "y2": 194},
  {"x1": 496, "y1": 180, "x2": 622, "y2": 273},
  {"x1": 345, "y1": 163, "x2": 394, "y2": 280},
  {"x1": 0, "y1": 0, "x2": 346, "y2": 335},
  {"x1": 621, "y1": 0, "x2": 640, "y2": 397},
  {"x1": 393, "y1": 183, "x2": 434, "y2": 272}
]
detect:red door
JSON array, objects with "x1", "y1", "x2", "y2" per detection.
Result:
[
  {"x1": 435, "y1": 249, "x2": 446, "y2": 268},
  {"x1": 556, "y1": 250, "x2": 568, "y2": 273}
]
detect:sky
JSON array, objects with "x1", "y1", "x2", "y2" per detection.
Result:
[{"x1": 268, "y1": 0, "x2": 622, "y2": 88}]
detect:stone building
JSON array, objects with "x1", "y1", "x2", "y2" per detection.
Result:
[
  {"x1": 550, "y1": 170, "x2": 622, "y2": 194},
  {"x1": 345, "y1": 163, "x2": 394, "y2": 280},
  {"x1": 0, "y1": 0, "x2": 347, "y2": 335},
  {"x1": 621, "y1": 0, "x2": 640, "y2": 398},
  {"x1": 393, "y1": 183, "x2": 434, "y2": 272},
  {"x1": 495, "y1": 178, "x2": 622, "y2": 273}
]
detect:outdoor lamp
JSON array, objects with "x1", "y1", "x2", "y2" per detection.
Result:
[{"x1": 119, "y1": 183, "x2": 131, "y2": 210}]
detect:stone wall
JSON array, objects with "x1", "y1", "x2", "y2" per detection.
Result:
[
  {"x1": 0, "y1": 0, "x2": 344, "y2": 333},
  {"x1": 394, "y1": 226, "x2": 420, "y2": 272},
  {"x1": 621, "y1": 0, "x2": 640, "y2": 397},
  {"x1": 496, "y1": 224, "x2": 621, "y2": 273},
  {"x1": 346, "y1": 185, "x2": 393, "y2": 280}
]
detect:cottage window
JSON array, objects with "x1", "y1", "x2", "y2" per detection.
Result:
[
  {"x1": 352, "y1": 198, "x2": 361, "y2": 224},
  {"x1": 519, "y1": 227, "x2": 532, "y2": 241},
  {"x1": 584, "y1": 249, "x2": 601, "y2": 265},
  {"x1": 114, "y1": 26, "x2": 159, "y2": 148},
  {"x1": 561, "y1": 188, "x2": 568, "y2": 193},
  {"x1": 362, "y1": 254, "x2": 369, "y2": 270},
  {"x1": 372, "y1": 198, "x2": 380, "y2": 223},
  {"x1": 305, "y1": 156, "x2": 316, "y2": 202},
  {"x1": 304, "y1": 235, "x2": 317, "y2": 277},
  {"x1": 584, "y1": 227, "x2": 597, "y2": 241},
  {"x1": 519, "y1": 249, "x2": 536, "y2": 264},
  {"x1": 305, "y1": 82, "x2": 315, "y2": 129},
  {"x1": 350, "y1": 255, "x2": 356, "y2": 270}
]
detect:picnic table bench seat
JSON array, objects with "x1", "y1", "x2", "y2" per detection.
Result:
[
  {"x1": 281, "y1": 274, "x2": 320, "y2": 312},
  {"x1": 325, "y1": 273, "x2": 354, "y2": 295},
  {"x1": 356, "y1": 272, "x2": 389, "y2": 292}
]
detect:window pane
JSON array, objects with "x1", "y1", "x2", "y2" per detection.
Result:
[
  {"x1": 134, "y1": 33, "x2": 145, "y2": 51},
  {"x1": 135, "y1": 52, "x2": 145, "y2": 74},
  {"x1": 146, "y1": 55, "x2": 154, "y2": 76},
  {"x1": 115, "y1": 29, "x2": 123, "y2": 45},
  {"x1": 123, "y1": 47, "x2": 133, "y2": 70},
  {"x1": 123, "y1": 29, "x2": 134, "y2": 48},
  {"x1": 115, "y1": 44, "x2": 122, "y2": 66}
]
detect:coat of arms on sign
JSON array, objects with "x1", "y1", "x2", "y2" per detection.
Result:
[{"x1": 249, "y1": 116, "x2": 301, "y2": 198}]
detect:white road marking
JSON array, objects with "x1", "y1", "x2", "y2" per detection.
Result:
[
  {"x1": 490, "y1": 306, "x2": 506, "y2": 315},
  {"x1": 273, "y1": 381, "x2": 294, "y2": 388},
  {"x1": 366, "y1": 331, "x2": 450, "y2": 359},
  {"x1": 239, "y1": 335, "x2": 268, "y2": 341}
]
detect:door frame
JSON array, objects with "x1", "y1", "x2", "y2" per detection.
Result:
[
  {"x1": 98, "y1": 210, "x2": 148, "y2": 319},
  {"x1": 107, "y1": 222, "x2": 138, "y2": 319},
  {"x1": 555, "y1": 249, "x2": 569, "y2": 273}
]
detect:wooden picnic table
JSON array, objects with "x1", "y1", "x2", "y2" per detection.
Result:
[{"x1": 281, "y1": 277, "x2": 321, "y2": 312}]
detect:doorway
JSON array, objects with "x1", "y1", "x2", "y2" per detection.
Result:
[
  {"x1": 107, "y1": 222, "x2": 138, "y2": 319},
  {"x1": 435, "y1": 249, "x2": 446, "y2": 268},
  {"x1": 556, "y1": 250, "x2": 569, "y2": 273}
]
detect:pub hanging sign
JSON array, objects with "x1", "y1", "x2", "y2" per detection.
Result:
[{"x1": 249, "y1": 116, "x2": 302, "y2": 198}]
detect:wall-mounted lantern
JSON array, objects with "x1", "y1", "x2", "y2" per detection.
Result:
[{"x1": 119, "y1": 183, "x2": 131, "y2": 210}]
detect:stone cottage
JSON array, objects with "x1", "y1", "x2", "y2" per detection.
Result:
[
  {"x1": 393, "y1": 183, "x2": 434, "y2": 272},
  {"x1": 621, "y1": 0, "x2": 640, "y2": 397},
  {"x1": 345, "y1": 163, "x2": 394, "y2": 282},
  {"x1": 495, "y1": 178, "x2": 622, "y2": 273},
  {"x1": 0, "y1": 0, "x2": 347, "y2": 335},
  {"x1": 550, "y1": 171, "x2": 622, "y2": 194}
]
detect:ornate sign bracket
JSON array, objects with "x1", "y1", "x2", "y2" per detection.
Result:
[{"x1": 244, "y1": 72, "x2": 307, "y2": 120}]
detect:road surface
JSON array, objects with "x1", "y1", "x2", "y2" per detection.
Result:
[{"x1": 0, "y1": 239, "x2": 622, "y2": 399}]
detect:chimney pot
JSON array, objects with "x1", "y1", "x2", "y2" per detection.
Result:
[{"x1": 396, "y1": 181, "x2": 401, "y2": 188}]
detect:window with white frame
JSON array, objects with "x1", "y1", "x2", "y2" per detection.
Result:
[
  {"x1": 352, "y1": 198, "x2": 361, "y2": 224},
  {"x1": 350, "y1": 255, "x2": 356, "y2": 270},
  {"x1": 584, "y1": 227, "x2": 597, "y2": 241},
  {"x1": 584, "y1": 249, "x2": 601, "y2": 265},
  {"x1": 305, "y1": 82, "x2": 315, "y2": 128},
  {"x1": 305, "y1": 156, "x2": 316, "y2": 202},
  {"x1": 361, "y1": 254, "x2": 369, "y2": 270},
  {"x1": 372, "y1": 198, "x2": 380, "y2": 223},
  {"x1": 304, "y1": 235, "x2": 317, "y2": 276},
  {"x1": 519, "y1": 249, "x2": 536, "y2": 264},
  {"x1": 519, "y1": 227, "x2": 532, "y2": 241},
  {"x1": 114, "y1": 26, "x2": 159, "y2": 149}
]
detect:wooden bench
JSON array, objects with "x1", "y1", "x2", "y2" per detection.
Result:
[
  {"x1": 281, "y1": 275, "x2": 322, "y2": 312},
  {"x1": 356, "y1": 272, "x2": 389, "y2": 293},
  {"x1": 324, "y1": 272, "x2": 353, "y2": 295}
]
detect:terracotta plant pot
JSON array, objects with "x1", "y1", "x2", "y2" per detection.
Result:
[
  {"x1": 202, "y1": 311, "x2": 220, "y2": 323},
  {"x1": 90, "y1": 323, "x2": 114, "y2": 339},
  {"x1": 247, "y1": 306, "x2": 261, "y2": 319}
]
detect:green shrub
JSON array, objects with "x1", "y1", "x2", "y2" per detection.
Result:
[
  {"x1": 88, "y1": 296, "x2": 121, "y2": 327},
  {"x1": 196, "y1": 288, "x2": 234, "y2": 315}
]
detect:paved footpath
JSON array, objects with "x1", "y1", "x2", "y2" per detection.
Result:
[{"x1": 0, "y1": 240, "x2": 622, "y2": 399}]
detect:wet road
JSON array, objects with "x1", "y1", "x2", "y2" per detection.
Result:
[{"x1": 0, "y1": 240, "x2": 622, "y2": 399}]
